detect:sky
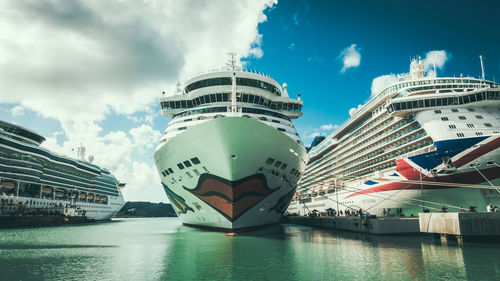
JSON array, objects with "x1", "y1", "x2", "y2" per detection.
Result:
[{"x1": 1, "y1": 0, "x2": 499, "y2": 203}]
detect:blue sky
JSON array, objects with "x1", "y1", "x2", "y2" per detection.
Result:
[
  {"x1": 247, "y1": 0, "x2": 500, "y2": 141},
  {"x1": 1, "y1": 0, "x2": 499, "y2": 202}
]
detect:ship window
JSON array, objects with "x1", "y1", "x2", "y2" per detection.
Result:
[
  {"x1": 476, "y1": 132, "x2": 483, "y2": 136},
  {"x1": 191, "y1": 157, "x2": 201, "y2": 164},
  {"x1": 161, "y1": 171, "x2": 166, "y2": 177},
  {"x1": 164, "y1": 170, "x2": 170, "y2": 175},
  {"x1": 216, "y1": 93, "x2": 222, "y2": 102},
  {"x1": 467, "y1": 124, "x2": 474, "y2": 128},
  {"x1": 475, "y1": 115, "x2": 484, "y2": 119},
  {"x1": 290, "y1": 168, "x2": 296, "y2": 174},
  {"x1": 485, "y1": 123, "x2": 492, "y2": 127},
  {"x1": 168, "y1": 168, "x2": 174, "y2": 174},
  {"x1": 178, "y1": 127, "x2": 187, "y2": 131},
  {"x1": 272, "y1": 120, "x2": 280, "y2": 123},
  {"x1": 281, "y1": 163, "x2": 287, "y2": 170},
  {"x1": 457, "y1": 133, "x2": 465, "y2": 137},
  {"x1": 451, "y1": 108, "x2": 458, "y2": 112},
  {"x1": 449, "y1": 125, "x2": 456, "y2": 129},
  {"x1": 458, "y1": 116, "x2": 466, "y2": 120},
  {"x1": 274, "y1": 161, "x2": 282, "y2": 167},
  {"x1": 223, "y1": 93, "x2": 229, "y2": 101},
  {"x1": 278, "y1": 128, "x2": 286, "y2": 132},
  {"x1": 266, "y1": 158, "x2": 275, "y2": 165},
  {"x1": 210, "y1": 94, "x2": 216, "y2": 102},
  {"x1": 259, "y1": 117, "x2": 268, "y2": 121},
  {"x1": 177, "y1": 163, "x2": 185, "y2": 170},
  {"x1": 183, "y1": 161, "x2": 192, "y2": 167},
  {"x1": 186, "y1": 172, "x2": 193, "y2": 178},
  {"x1": 441, "y1": 117, "x2": 449, "y2": 121},
  {"x1": 184, "y1": 118, "x2": 192, "y2": 122}
]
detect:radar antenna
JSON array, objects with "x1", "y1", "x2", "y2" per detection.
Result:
[
  {"x1": 226, "y1": 52, "x2": 238, "y2": 71},
  {"x1": 76, "y1": 144, "x2": 86, "y2": 161}
]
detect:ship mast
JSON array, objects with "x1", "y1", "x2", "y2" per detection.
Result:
[
  {"x1": 227, "y1": 52, "x2": 239, "y2": 116},
  {"x1": 479, "y1": 55, "x2": 485, "y2": 81}
]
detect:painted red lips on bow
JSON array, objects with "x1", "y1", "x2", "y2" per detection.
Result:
[{"x1": 184, "y1": 173, "x2": 278, "y2": 222}]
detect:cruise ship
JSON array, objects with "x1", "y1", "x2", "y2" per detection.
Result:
[
  {"x1": 154, "y1": 56, "x2": 307, "y2": 231},
  {"x1": 0, "y1": 121, "x2": 126, "y2": 220},
  {"x1": 289, "y1": 58, "x2": 500, "y2": 217}
]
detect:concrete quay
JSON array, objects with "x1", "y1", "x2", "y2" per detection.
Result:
[
  {"x1": 286, "y1": 215, "x2": 420, "y2": 235},
  {"x1": 419, "y1": 212, "x2": 500, "y2": 241},
  {"x1": 286, "y1": 212, "x2": 500, "y2": 240}
]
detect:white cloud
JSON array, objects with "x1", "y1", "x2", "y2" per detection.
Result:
[
  {"x1": 0, "y1": 0, "x2": 276, "y2": 122},
  {"x1": 1, "y1": 0, "x2": 276, "y2": 202},
  {"x1": 422, "y1": 50, "x2": 450, "y2": 73},
  {"x1": 339, "y1": 44, "x2": 361, "y2": 73},
  {"x1": 307, "y1": 132, "x2": 320, "y2": 139},
  {"x1": 10, "y1": 105, "x2": 25, "y2": 116},
  {"x1": 320, "y1": 123, "x2": 337, "y2": 131},
  {"x1": 40, "y1": 120, "x2": 163, "y2": 201},
  {"x1": 370, "y1": 74, "x2": 399, "y2": 97}
]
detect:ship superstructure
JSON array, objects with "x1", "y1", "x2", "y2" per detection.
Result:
[
  {"x1": 154, "y1": 56, "x2": 308, "y2": 231},
  {"x1": 0, "y1": 121, "x2": 125, "y2": 220},
  {"x1": 289, "y1": 58, "x2": 500, "y2": 216}
]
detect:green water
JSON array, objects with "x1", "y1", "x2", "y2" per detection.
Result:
[{"x1": 1, "y1": 218, "x2": 500, "y2": 281}]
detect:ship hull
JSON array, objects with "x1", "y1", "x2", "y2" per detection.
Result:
[
  {"x1": 289, "y1": 135, "x2": 500, "y2": 216},
  {"x1": 0, "y1": 193, "x2": 124, "y2": 220},
  {"x1": 154, "y1": 117, "x2": 307, "y2": 231}
]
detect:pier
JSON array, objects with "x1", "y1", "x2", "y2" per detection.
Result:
[
  {"x1": 286, "y1": 212, "x2": 500, "y2": 238},
  {"x1": 419, "y1": 212, "x2": 500, "y2": 241},
  {"x1": 286, "y1": 215, "x2": 420, "y2": 234}
]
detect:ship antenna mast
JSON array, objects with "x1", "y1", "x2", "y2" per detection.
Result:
[
  {"x1": 227, "y1": 51, "x2": 237, "y2": 71},
  {"x1": 227, "y1": 52, "x2": 239, "y2": 116},
  {"x1": 479, "y1": 55, "x2": 485, "y2": 81}
]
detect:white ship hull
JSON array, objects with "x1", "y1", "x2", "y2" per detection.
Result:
[
  {"x1": 290, "y1": 135, "x2": 500, "y2": 216},
  {"x1": 0, "y1": 194, "x2": 124, "y2": 220},
  {"x1": 154, "y1": 117, "x2": 307, "y2": 231}
]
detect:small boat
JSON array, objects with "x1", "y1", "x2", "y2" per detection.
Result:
[
  {"x1": 0, "y1": 181, "x2": 16, "y2": 191},
  {"x1": 55, "y1": 189, "x2": 65, "y2": 197}
]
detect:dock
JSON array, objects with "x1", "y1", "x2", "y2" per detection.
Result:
[
  {"x1": 419, "y1": 212, "x2": 500, "y2": 241},
  {"x1": 286, "y1": 215, "x2": 420, "y2": 234},
  {"x1": 286, "y1": 212, "x2": 500, "y2": 238}
]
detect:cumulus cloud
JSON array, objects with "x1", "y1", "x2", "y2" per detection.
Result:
[
  {"x1": 320, "y1": 123, "x2": 337, "y2": 131},
  {"x1": 0, "y1": 0, "x2": 276, "y2": 122},
  {"x1": 339, "y1": 44, "x2": 361, "y2": 73},
  {"x1": 422, "y1": 50, "x2": 450, "y2": 74},
  {"x1": 370, "y1": 74, "x2": 399, "y2": 97},
  {"x1": 1, "y1": 0, "x2": 277, "y2": 202},
  {"x1": 40, "y1": 120, "x2": 163, "y2": 199},
  {"x1": 10, "y1": 105, "x2": 25, "y2": 116}
]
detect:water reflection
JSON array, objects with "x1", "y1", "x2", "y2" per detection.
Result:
[{"x1": 1, "y1": 218, "x2": 500, "y2": 280}]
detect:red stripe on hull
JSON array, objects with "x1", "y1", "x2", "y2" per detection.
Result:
[
  {"x1": 453, "y1": 136, "x2": 500, "y2": 168},
  {"x1": 346, "y1": 164, "x2": 500, "y2": 198}
]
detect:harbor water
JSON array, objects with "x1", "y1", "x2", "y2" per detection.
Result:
[{"x1": 1, "y1": 218, "x2": 500, "y2": 280}]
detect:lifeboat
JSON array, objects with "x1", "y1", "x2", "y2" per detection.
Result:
[
  {"x1": 55, "y1": 189, "x2": 65, "y2": 197},
  {"x1": 42, "y1": 186, "x2": 53, "y2": 194},
  {"x1": 88, "y1": 194, "x2": 94, "y2": 200},
  {"x1": 102, "y1": 196, "x2": 108, "y2": 203},
  {"x1": 0, "y1": 180, "x2": 16, "y2": 191},
  {"x1": 79, "y1": 193, "x2": 87, "y2": 199}
]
